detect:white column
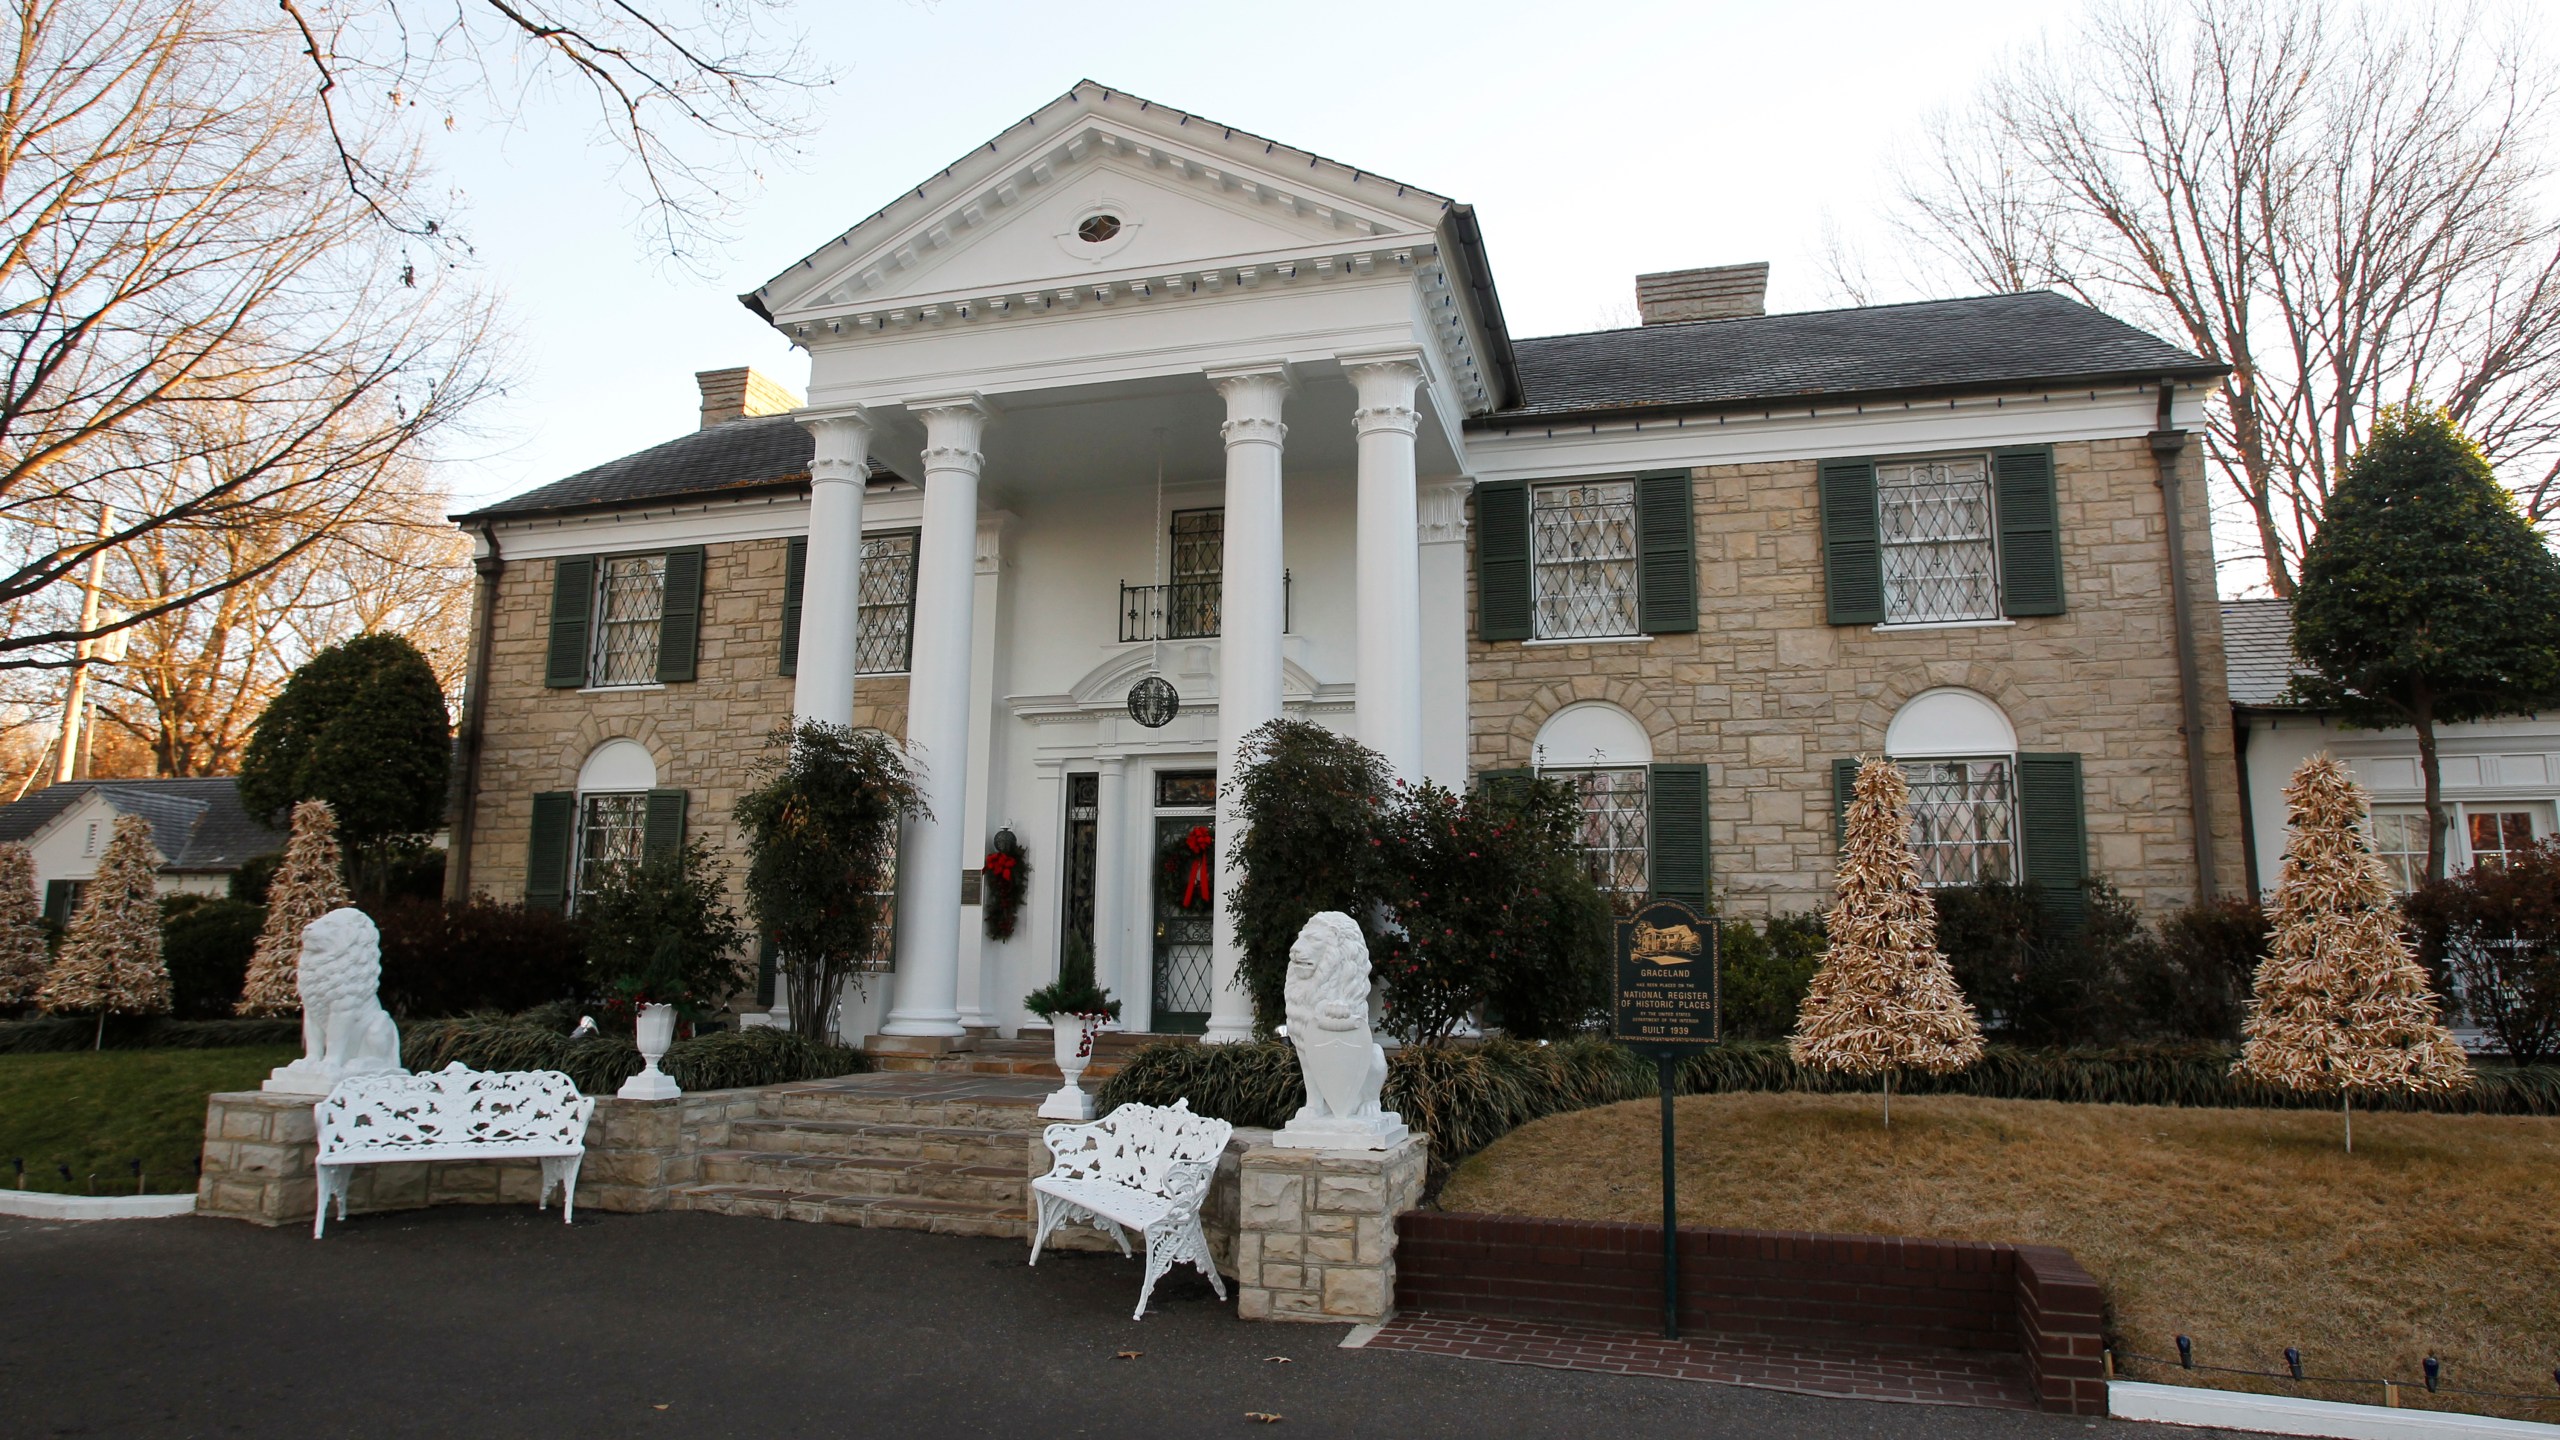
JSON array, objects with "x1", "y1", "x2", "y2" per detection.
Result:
[
  {"x1": 881, "y1": 397, "x2": 993, "y2": 1039},
  {"x1": 957, "y1": 515, "x2": 1010, "y2": 1033},
  {"x1": 791, "y1": 411, "x2": 873, "y2": 724},
  {"x1": 1349, "y1": 357, "x2": 1426, "y2": 782},
  {"x1": 1092, "y1": 754, "x2": 1129, "y2": 1026},
  {"x1": 1206, "y1": 365, "x2": 1289, "y2": 1044},
  {"x1": 1417, "y1": 479, "x2": 1474, "y2": 790}
]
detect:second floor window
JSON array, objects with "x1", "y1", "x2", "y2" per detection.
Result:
[
  {"x1": 1168, "y1": 509, "x2": 1223, "y2": 639},
  {"x1": 1531, "y1": 480, "x2": 1639, "y2": 639},
  {"x1": 592, "y1": 554, "x2": 668, "y2": 686},
  {"x1": 1878, "y1": 456, "x2": 1998, "y2": 624}
]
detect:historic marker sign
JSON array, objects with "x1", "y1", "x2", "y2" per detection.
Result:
[{"x1": 1612, "y1": 898, "x2": 1719, "y2": 1048}]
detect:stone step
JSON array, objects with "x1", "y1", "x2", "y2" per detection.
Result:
[
  {"x1": 727, "y1": 1118, "x2": 1026, "y2": 1170},
  {"x1": 672, "y1": 1183, "x2": 1029, "y2": 1239},
  {"x1": 754, "y1": 1080, "x2": 1050, "y2": 1131},
  {"x1": 697, "y1": 1149, "x2": 1027, "y2": 1207}
]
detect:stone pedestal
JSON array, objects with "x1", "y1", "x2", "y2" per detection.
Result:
[
  {"x1": 1233, "y1": 1133, "x2": 1428, "y2": 1324},
  {"x1": 196, "y1": 1087, "x2": 762, "y2": 1226}
]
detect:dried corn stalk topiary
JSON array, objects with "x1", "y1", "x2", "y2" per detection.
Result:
[
  {"x1": 38, "y1": 813, "x2": 170, "y2": 1044},
  {"x1": 237, "y1": 799, "x2": 349, "y2": 1017},
  {"x1": 2234, "y1": 754, "x2": 2469, "y2": 1150},
  {"x1": 0, "y1": 842, "x2": 49, "y2": 1008},
  {"x1": 1790, "y1": 756, "x2": 1984, "y2": 1124}
]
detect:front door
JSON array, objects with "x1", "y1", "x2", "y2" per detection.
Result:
[{"x1": 1150, "y1": 769, "x2": 1217, "y2": 1034}]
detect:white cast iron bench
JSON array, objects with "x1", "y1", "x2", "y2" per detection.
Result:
[
  {"x1": 1028, "y1": 1098, "x2": 1235, "y2": 1319},
  {"x1": 313, "y1": 1063, "x2": 596, "y2": 1238}
]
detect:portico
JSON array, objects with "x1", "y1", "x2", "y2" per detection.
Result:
[{"x1": 755, "y1": 84, "x2": 1508, "y2": 1042}]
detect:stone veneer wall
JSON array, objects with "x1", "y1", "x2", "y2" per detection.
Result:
[
  {"x1": 1467, "y1": 437, "x2": 2245, "y2": 915},
  {"x1": 460, "y1": 534, "x2": 907, "y2": 905}
]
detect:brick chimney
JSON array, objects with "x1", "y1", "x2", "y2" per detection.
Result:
[
  {"x1": 695, "y1": 366, "x2": 803, "y2": 428},
  {"x1": 1635, "y1": 263, "x2": 1770, "y2": 325}
]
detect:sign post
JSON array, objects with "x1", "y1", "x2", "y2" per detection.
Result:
[{"x1": 1611, "y1": 898, "x2": 1719, "y2": 1341}]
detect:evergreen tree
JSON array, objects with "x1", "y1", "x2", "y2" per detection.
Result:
[
  {"x1": 37, "y1": 814, "x2": 171, "y2": 1045},
  {"x1": 237, "y1": 633, "x2": 450, "y2": 894},
  {"x1": 1790, "y1": 756, "x2": 1985, "y2": 1124},
  {"x1": 2235, "y1": 755, "x2": 2469, "y2": 1151},
  {"x1": 236, "y1": 800, "x2": 350, "y2": 1016},
  {"x1": 0, "y1": 842, "x2": 49, "y2": 1010},
  {"x1": 2290, "y1": 405, "x2": 2560, "y2": 881}
]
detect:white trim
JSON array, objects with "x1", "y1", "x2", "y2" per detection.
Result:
[
  {"x1": 2107, "y1": 1380, "x2": 2560, "y2": 1439},
  {"x1": 1872, "y1": 619, "x2": 2017, "y2": 634},
  {"x1": 0, "y1": 1190, "x2": 197, "y2": 1220},
  {"x1": 577, "y1": 683, "x2": 665, "y2": 695},
  {"x1": 1522, "y1": 635, "x2": 1650, "y2": 648}
]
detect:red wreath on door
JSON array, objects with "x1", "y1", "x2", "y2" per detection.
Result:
[{"x1": 1156, "y1": 825, "x2": 1215, "y2": 913}]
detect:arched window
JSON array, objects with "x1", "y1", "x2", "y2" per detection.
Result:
[
  {"x1": 1534, "y1": 703, "x2": 1654, "y2": 912},
  {"x1": 573, "y1": 739, "x2": 657, "y2": 907},
  {"x1": 1884, "y1": 689, "x2": 2018, "y2": 887}
]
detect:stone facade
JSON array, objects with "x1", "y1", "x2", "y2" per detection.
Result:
[
  {"x1": 458, "y1": 535, "x2": 908, "y2": 906},
  {"x1": 197, "y1": 1087, "x2": 763, "y2": 1226},
  {"x1": 1468, "y1": 436, "x2": 2245, "y2": 915},
  {"x1": 1233, "y1": 1135, "x2": 1430, "y2": 1323}
]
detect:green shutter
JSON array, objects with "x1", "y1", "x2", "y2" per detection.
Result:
[
  {"x1": 1474, "y1": 767, "x2": 1533, "y2": 806},
  {"x1": 1634, "y1": 470, "x2": 1698, "y2": 635},
  {"x1": 1819, "y1": 458, "x2": 1883, "y2": 625},
  {"x1": 642, "y1": 788, "x2": 689, "y2": 864},
  {"x1": 42, "y1": 880, "x2": 74, "y2": 925},
  {"x1": 1995, "y1": 446, "x2": 2065, "y2": 617},
  {"x1": 1474, "y1": 481, "x2": 1532, "y2": 641},
  {"x1": 755, "y1": 934, "x2": 778, "y2": 1008},
  {"x1": 1832, "y1": 758, "x2": 1862, "y2": 848},
  {"x1": 2017, "y1": 753, "x2": 2089, "y2": 929},
  {"x1": 1647, "y1": 764, "x2": 1710, "y2": 912},
  {"x1": 525, "y1": 791, "x2": 576, "y2": 912},
  {"x1": 656, "y1": 546, "x2": 705, "y2": 683},
  {"x1": 780, "y1": 536, "x2": 807, "y2": 677},
  {"x1": 544, "y1": 557, "x2": 595, "y2": 688}
]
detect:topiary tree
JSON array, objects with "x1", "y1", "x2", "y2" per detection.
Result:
[
  {"x1": 237, "y1": 633, "x2": 451, "y2": 896},
  {"x1": 2289, "y1": 405, "x2": 2560, "y2": 882},
  {"x1": 734, "y1": 721, "x2": 925, "y2": 1042},
  {"x1": 2236, "y1": 755, "x2": 2470, "y2": 1149},
  {"x1": 1790, "y1": 757, "x2": 1984, "y2": 1124},
  {"x1": 580, "y1": 838, "x2": 749, "y2": 1030},
  {"x1": 0, "y1": 842, "x2": 49, "y2": 1012},
  {"x1": 1227, "y1": 718, "x2": 1393, "y2": 1031},
  {"x1": 37, "y1": 814, "x2": 171, "y2": 1046},
  {"x1": 236, "y1": 800, "x2": 350, "y2": 1016}
]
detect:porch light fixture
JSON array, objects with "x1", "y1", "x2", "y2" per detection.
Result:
[{"x1": 1128, "y1": 675, "x2": 1178, "y2": 728}]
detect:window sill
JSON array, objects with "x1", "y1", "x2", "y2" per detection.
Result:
[
  {"x1": 1870, "y1": 618, "x2": 2016, "y2": 634},
  {"x1": 857, "y1": 670, "x2": 911, "y2": 680},
  {"x1": 579, "y1": 682, "x2": 667, "y2": 694},
  {"x1": 1523, "y1": 635, "x2": 1652, "y2": 647}
]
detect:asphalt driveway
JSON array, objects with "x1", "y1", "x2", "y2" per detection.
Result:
[{"x1": 0, "y1": 1208, "x2": 2234, "y2": 1438}]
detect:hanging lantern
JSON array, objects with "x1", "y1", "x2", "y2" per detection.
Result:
[{"x1": 1127, "y1": 675, "x2": 1179, "y2": 728}]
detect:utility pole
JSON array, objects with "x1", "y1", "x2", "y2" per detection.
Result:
[{"x1": 53, "y1": 506, "x2": 114, "y2": 784}]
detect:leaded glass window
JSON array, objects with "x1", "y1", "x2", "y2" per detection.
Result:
[
  {"x1": 1878, "y1": 457, "x2": 1999, "y2": 624},
  {"x1": 591, "y1": 554, "x2": 665, "y2": 686},
  {"x1": 1901, "y1": 758, "x2": 2016, "y2": 887},
  {"x1": 1552, "y1": 766, "x2": 1649, "y2": 914},
  {"x1": 573, "y1": 792, "x2": 648, "y2": 909},
  {"x1": 1530, "y1": 481, "x2": 1639, "y2": 639},
  {"x1": 1168, "y1": 509, "x2": 1223, "y2": 640},
  {"x1": 856, "y1": 531, "x2": 919, "y2": 674}
]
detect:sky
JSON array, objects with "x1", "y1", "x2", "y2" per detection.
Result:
[{"x1": 429, "y1": 0, "x2": 2080, "y2": 512}]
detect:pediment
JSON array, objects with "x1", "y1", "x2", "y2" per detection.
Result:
[{"x1": 752, "y1": 83, "x2": 1459, "y2": 326}]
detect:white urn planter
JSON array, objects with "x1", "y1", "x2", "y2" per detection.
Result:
[
  {"x1": 618, "y1": 1003, "x2": 682, "y2": 1101},
  {"x1": 1039, "y1": 1013, "x2": 1102, "y2": 1120}
]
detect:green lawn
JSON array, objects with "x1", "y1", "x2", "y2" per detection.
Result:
[{"x1": 0, "y1": 1045, "x2": 295, "y2": 1196}]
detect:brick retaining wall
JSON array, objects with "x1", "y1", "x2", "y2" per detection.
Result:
[{"x1": 1394, "y1": 1212, "x2": 2107, "y2": 1415}]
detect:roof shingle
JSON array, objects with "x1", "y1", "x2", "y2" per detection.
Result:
[{"x1": 2221, "y1": 597, "x2": 2303, "y2": 708}]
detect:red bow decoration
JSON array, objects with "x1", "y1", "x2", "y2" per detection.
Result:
[
  {"x1": 1179, "y1": 825, "x2": 1214, "y2": 909},
  {"x1": 983, "y1": 851, "x2": 1018, "y2": 884}
]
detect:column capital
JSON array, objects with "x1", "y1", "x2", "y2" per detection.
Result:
[
  {"x1": 1211, "y1": 365, "x2": 1291, "y2": 448},
  {"x1": 974, "y1": 510, "x2": 1015, "y2": 576},
  {"x1": 1345, "y1": 352, "x2": 1425, "y2": 441},
  {"x1": 908, "y1": 394, "x2": 995, "y2": 476},
  {"x1": 799, "y1": 408, "x2": 876, "y2": 486},
  {"x1": 1418, "y1": 479, "x2": 1474, "y2": 544}
]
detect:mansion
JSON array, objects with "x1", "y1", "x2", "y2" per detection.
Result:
[{"x1": 444, "y1": 82, "x2": 2243, "y2": 1045}]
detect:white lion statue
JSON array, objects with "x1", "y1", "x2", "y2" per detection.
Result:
[
  {"x1": 261, "y1": 907, "x2": 407, "y2": 1096},
  {"x1": 1272, "y1": 912, "x2": 1409, "y2": 1151}
]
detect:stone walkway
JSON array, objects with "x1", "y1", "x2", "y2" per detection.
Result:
[{"x1": 1358, "y1": 1310, "x2": 2041, "y2": 1410}]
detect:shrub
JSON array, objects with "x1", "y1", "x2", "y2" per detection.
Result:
[
  {"x1": 401, "y1": 1012, "x2": 868, "y2": 1094},
  {"x1": 228, "y1": 852, "x2": 282, "y2": 905},
  {"x1": 237, "y1": 632, "x2": 451, "y2": 894},
  {"x1": 578, "y1": 839, "x2": 749, "y2": 1027},
  {"x1": 1717, "y1": 912, "x2": 1824, "y2": 1040},
  {"x1": 1227, "y1": 719, "x2": 1392, "y2": 1031},
  {"x1": 0, "y1": 1015, "x2": 300, "y2": 1052},
  {"x1": 158, "y1": 897, "x2": 265, "y2": 1020},
  {"x1": 1024, "y1": 930, "x2": 1119, "y2": 1020},
  {"x1": 371, "y1": 897, "x2": 586, "y2": 1019},
  {"x1": 735, "y1": 721, "x2": 921, "y2": 1043},
  {"x1": 2136, "y1": 897, "x2": 2269, "y2": 1043},
  {"x1": 2406, "y1": 840, "x2": 2560, "y2": 1063}
]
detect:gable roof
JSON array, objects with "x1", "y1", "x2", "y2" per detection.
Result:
[
  {"x1": 0, "y1": 777, "x2": 286, "y2": 873},
  {"x1": 2222, "y1": 597, "x2": 2305, "y2": 708},
  {"x1": 1479, "y1": 291, "x2": 2223, "y2": 427}
]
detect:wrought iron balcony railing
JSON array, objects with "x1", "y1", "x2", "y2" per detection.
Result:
[{"x1": 1119, "y1": 572, "x2": 1291, "y2": 643}]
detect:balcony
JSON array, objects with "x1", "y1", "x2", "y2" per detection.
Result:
[{"x1": 1118, "y1": 572, "x2": 1291, "y2": 642}]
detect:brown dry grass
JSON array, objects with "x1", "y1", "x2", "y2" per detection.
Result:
[{"x1": 1439, "y1": 1092, "x2": 2560, "y2": 1421}]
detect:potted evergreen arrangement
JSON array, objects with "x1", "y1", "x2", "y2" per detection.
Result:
[{"x1": 1024, "y1": 932, "x2": 1119, "y2": 1119}]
